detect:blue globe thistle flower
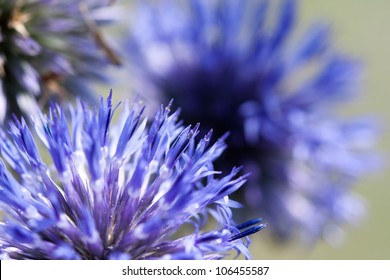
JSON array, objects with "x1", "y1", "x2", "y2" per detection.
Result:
[
  {"x1": 0, "y1": 0, "x2": 120, "y2": 123},
  {"x1": 0, "y1": 92, "x2": 266, "y2": 260},
  {"x1": 126, "y1": 0, "x2": 379, "y2": 241}
]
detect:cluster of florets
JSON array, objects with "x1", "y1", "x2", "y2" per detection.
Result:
[
  {"x1": 0, "y1": 0, "x2": 119, "y2": 122},
  {"x1": 0, "y1": 93, "x2": 266, "y2": 259}
]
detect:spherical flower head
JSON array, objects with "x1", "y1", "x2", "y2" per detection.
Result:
[
  {"x1": 0, "y1": 0, "x2": 120, "y2": 123},
  {"x1": 126, "y1": 0, "x2": 379, "y2": 242},
  {"x1": 0, "y1": 91, "x2": 266, "y2": 260}
]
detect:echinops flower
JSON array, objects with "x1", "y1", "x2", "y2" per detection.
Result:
[
  {"x1": 126, "y1": 0, "x2": 379, "y2": 242},
  {"x1": 0, "y1": 0, "x2": 120, "y2": 123},
  {"x1": 0, "y1": 92, "x2": 266, "y2": 259}
]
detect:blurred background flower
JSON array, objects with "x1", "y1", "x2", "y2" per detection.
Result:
[
  {"x1": 125, "y1": 0, "x2": 380, "y2": 245},
  {"x1": 0, "y1": 0, "x2": 120, "y2": 123},
  {"x1": 0, "y1": 93, "x2": 266, "y2": 259}
]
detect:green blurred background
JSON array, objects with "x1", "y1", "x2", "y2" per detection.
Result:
[{"x1": 250, "y1": 0, "x2": 390, "y2": 259}]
